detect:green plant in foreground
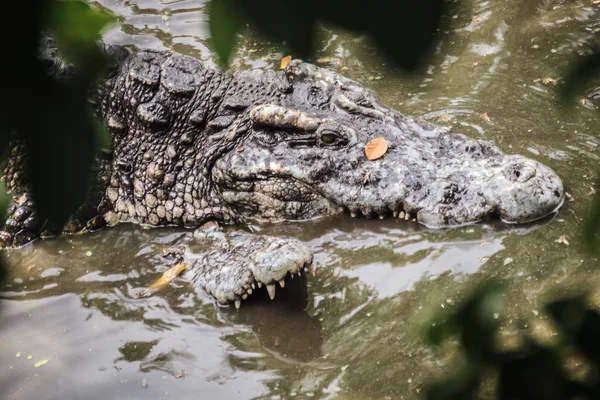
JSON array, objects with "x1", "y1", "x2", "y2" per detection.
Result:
[{"x1": 425, "y1": 281, "x2": 600, "y2": 399}]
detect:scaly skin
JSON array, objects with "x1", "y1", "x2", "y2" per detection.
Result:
[
  {"x1": 0, "y1": 44, "x2": 565, "y2": 305},
  {"x1": 166, "y1": 222, "x2": 313, "y2": 306}
]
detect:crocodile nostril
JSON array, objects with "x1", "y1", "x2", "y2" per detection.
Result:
[{"x1": 504, "y1": 161, "x2": 536, "y2": 183}]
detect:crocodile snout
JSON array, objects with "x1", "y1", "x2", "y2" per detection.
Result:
[{"x1": 494, "y1": 157, "x2": 564, "y2": 224}]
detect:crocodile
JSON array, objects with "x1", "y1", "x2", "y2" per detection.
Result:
[{"x1": 0, "y1": 43, "x2": 565, "y2": 306}]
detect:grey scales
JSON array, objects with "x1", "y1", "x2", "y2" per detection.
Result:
[{"x1": 0, "y1": 43, "x2": 564, "y2": 306}]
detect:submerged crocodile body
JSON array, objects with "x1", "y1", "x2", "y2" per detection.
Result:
[{"x1": 0, "y1": 43, "x2": 564, "y2": 305}]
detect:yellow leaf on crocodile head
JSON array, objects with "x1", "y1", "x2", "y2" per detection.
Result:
[{"x1": 365, "y1": 137, "x2": 388, "y2": 160}]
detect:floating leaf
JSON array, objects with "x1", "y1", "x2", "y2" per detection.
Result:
[
  {"x1": 85, "y1": 251, "x2": 93, "y2": 257},
  {"x1": 480, "y1": 113, "x2": 492, "y2": 123},
  {"x1": 566, "y1": 192, "x2": 574, "y2": 202},
  {"x1": 280, "y1": 55, "x2": 292, "y2": 69},
  {"x1": 34, "y1": 359, "x2": 49, "y2": 368},
  {"x1": 534, "y1": 77, "x2": 559, "y2": 85},
  {"x1": 589, "y1": 186, "x2": 597, "y2": 196},
  {"x1": 365, "y1": 137, "x2": 389, "y2": 160},
  {"x1": 555, "y1": 235, "x2": 569, "y2": 246},
  {"x1": 16, "y1": 352, "x2": 21, "y2": 358},
  {"x1": 141, "y1": 264, "x2": 188, "y2": 296}
]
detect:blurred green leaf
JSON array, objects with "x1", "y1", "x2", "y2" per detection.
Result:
[
  {"x1": 0, "y1": 180, "x2": 8, "y2": 224},
  {"x1": 455, "y1": 280, "x2": 505, "y2": 362},
  {"x1": 323, "y1": 0, "x2": 447, "y2": 69},
  {"x1": 93, "y1": 117, "x2": 111, "y2": 152},
  {"x1": 48, "y1": 0, "x2": 115, "y2": 77},
  {"x1": 26, "y1": 79, "x2": 97, "y2": 226},
  {"x1": 423, "y1": 281, "x2": 506, "y2": 399},
  {"x1": 424, "y1": 320, "x2": 450, "y2": 347},
  {"x1": 556, "y1": 50, "x2": 600, "y2": 254},
  {"x1": 235, "y1": 0, "x2": 317, "y2": 59},
  {"x1": 546, "y1": 297, "x2": 600, "y2": 367},
  {"x1": 425, "y1": 369, "x2": 479, "y2": 400},
  {"x1": 208, "y1": 0, "x2": 242, "y2": 69},
  {"x1": 371, "y1": 1, "x2": 445, "y2": 69},
  {"x1": 0, "y1": 0, "x2": 112, "y2": 228},
  {"x1": 207, "y1": 0, "x2": 448, "y2": 70},
  {"x1": 499, "y1": 347, "x2": 570, "y2": 400},
  {"x1": 559, "y1": 48, "x2": 600, "y2": 102},
  {"x1": 426, "y1": 280, "x2": 505, "y2": 362},
  {"x1": 583, "y1": 176, "x2": 600, "y2": 253}
]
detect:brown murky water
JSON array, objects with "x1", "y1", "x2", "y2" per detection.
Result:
[{"x1": 2, "y1": 1, "x2": 600, "y2": 399}]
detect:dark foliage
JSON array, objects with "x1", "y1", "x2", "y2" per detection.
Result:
[
  {"x1": 208, "y1": 0, "x2": 449, "y2": 70},
  {"x1": 425, "y1": 282, "x2": 600, "y2": 399}
]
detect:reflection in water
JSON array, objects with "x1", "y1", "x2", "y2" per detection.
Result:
[
  {"x1": 222, "y1": 275, "x2": 323, "y2": 364},
  {"x1": 3, "y1": 0, "x2": 600, "y2": 398},
  {"x1": 0, "y1": 226, "x2": 326, "y2": 399}
]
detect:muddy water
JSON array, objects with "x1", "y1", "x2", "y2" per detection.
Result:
[{"x1": 2, "y1": 1, "x2": 600, "y2": 399}]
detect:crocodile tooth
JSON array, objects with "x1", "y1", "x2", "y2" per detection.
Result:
[
  {"x1": 404, "y1": 212, "x2": 410, "y2": 221},
  {"x1": 266, "y1": 284, "x2": 276, "y2": 300},
  {"x1": 378, "y1": 214, "x2": 386, "y2": 220},
  {"x1": 393, "y1": 211, "x2": 399, "y2": 218},
  {"x1": 242, "y1": 294, "x2": 248, "y2": 300},
  {"x1": 251, "y1": 283, "x2": 256, "y2": 290},
  {"x1": 234, "y1": 300, "x2": 241, "y2": 309},
  {"x1": 257, "y1": 282, "x2": 262, "y2": 288},
  {"x1": 351, "y1": 212, "x2": 358, "y2": 218},
  {"x1": 307, "y1": 263, "x2": 315, "y2": 277},
  {"x1": 290, "y1": 273, "x2": 294, "y2": 279},
  {"x1": 279, "y1": 280, "x2": 285, "y2": 288},
  {"x1": 247, "y1": 288, "x2": 253, "y2": 295},
  {"x1": 399, "y1": 211, "x2": 405, "y2": 219}
]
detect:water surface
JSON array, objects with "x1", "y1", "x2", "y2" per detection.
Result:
[{"x1": 2, "y1": 1, "x2": 600, "y2": 399}]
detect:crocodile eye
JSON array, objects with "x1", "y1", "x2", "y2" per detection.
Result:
[{"x1": 321, "y1": 133, "x2": 337, "y2": 144}]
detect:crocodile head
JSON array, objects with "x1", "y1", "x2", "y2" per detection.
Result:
[{"x1": 214, "y1": 60, "x2": 564, "y2": 228}]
